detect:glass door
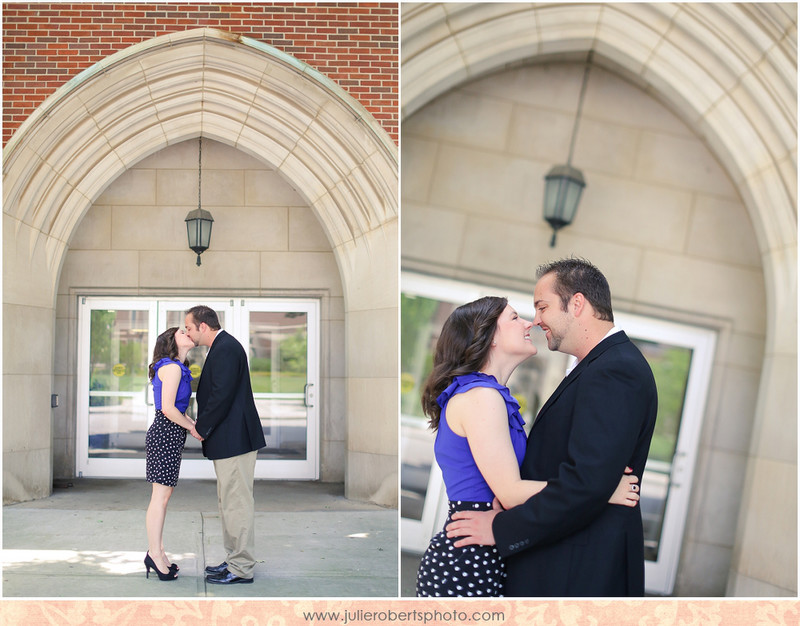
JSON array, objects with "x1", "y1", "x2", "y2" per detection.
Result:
[
  {"x1": 621, "y1": 316, "x2": 716, "y2": 595},
  {"x1": 76, "y1": 299, "x2": 157, "y2": 477},
  {"x1": 241, "y1": 300, "x2": 319, "y2": 479},
  {"x1": 77, "y1": 297, "x2": 319, "y2": 480}
]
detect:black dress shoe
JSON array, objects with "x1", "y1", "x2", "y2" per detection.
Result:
[
  {"x1": 204, "y1": 561, "x2": 228, "y2": 575},
  {"x1": 206, "y1": 568, "x2": 253, "y2": 585}
]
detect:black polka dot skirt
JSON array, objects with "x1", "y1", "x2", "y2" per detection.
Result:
[
  {"x1": 416, "y1": 501, "x2": 506, "y2": 597},
  {"x1": 145, "y1": 410, "x2": 188, "y2": 488}
]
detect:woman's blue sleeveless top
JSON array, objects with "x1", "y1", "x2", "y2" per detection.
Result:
[
  {"x1": 434, "y1": 372, "x2": 527, "y2": 502},
  {"x1": 151, "y1": 358, "x2": 193, "y2": 413}
]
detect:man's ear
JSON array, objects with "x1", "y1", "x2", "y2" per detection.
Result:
[
  {"x1": 572, "y1": 292, "x2": 599, "y2": 319},
  {"x1": 571, "y1": 292, "x2": 586, "y2": 317}
]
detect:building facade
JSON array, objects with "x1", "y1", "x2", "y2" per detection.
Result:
[
  {"x1": 401, "y1": 3, "x2": 795, "y2": 597},
  {"x1": 3, "y1": 4, "x2": 398, "y2": 505}
]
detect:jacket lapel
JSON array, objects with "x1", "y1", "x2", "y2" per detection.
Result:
[
  {"x1": 531, "y1": 331, "x2": 630, "y2": 430},
  {"x1": 198, "y1": 330, "x2": 226, "y2": 393}
]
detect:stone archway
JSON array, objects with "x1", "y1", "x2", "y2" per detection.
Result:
[
  {"x1": 402, "y1": 3, "x2": 795, "y2": 594},
  {"x1": 3, "y1": 28, "x2": 398, "y2": 504}
]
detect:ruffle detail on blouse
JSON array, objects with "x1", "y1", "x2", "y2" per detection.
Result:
[
  {"x1": 153, "y1": 357, "x2": 193, "y2": 384},
  {"x1": 437, "y1": 371, "x2": 526, "y2": 434}
]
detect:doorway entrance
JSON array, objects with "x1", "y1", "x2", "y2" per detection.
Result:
[{"x1": 76, "y1": 297, "x2": 320, "y2": 480}]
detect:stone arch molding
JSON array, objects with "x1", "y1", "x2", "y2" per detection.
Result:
[
  {"x1": 3, "y1": 28, "x2": 398, "y2": 504},
  {"x1": 4, "y1": 28, "x2": 398, "y2": 297}
]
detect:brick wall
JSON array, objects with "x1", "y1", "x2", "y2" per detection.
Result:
[{"x1": 2, "y1": 2, "x2": 398, "y2": 146}]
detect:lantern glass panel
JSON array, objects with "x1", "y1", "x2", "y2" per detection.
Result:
[
  {"x1": 186, "y1": 221, "x2": 196, "y2": 248},
  {"x1": 562, "y1": 182, "x2": 583, "y2": 222},
  {"x1": 199, "y1": 219, "x2": 212, "y2": 248}
]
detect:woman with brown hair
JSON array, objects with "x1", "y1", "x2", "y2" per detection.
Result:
[{"x1": 144, "y1": 326, "x2": 203, "y2": 581}]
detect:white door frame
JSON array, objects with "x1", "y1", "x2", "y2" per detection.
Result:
[{"x1": 401, "y1": 415, "x2": 448, "y2": 550}]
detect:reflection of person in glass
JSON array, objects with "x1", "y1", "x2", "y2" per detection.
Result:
[
  {"x1": 144, "y1": 327, "x2": 203, "y2": 581},
  {"x1": 184, "y1": 305, "x2": 267, "y2": 585},
  {"x1": 415, "y1": 282, "x2": 641, "y2": 597},
  {"x1": 444, "y1": 258, "x2": 658, "y2": 596}
]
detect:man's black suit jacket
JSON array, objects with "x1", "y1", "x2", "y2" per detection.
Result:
[
  {"x1": 492, "y1": 331, "x2": 658, "y2": 596},
  {"x1": 195, "y1": 330, "x2": 267, "y2": 460}
]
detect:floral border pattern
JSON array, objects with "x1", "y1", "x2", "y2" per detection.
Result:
[{"x1": 1, "y1": 599, "x2": 798, "y2": 625}]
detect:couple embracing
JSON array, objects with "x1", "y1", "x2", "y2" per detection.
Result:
[
  {"x1": 144, "y1": 305, "x2": 265, "y2": 584},
  {"x1": 415, "y1": 258, "x2": 658, "y2": 597}
]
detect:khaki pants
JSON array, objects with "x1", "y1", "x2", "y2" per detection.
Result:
[{"x1": 213, "y1": 450, "x2": 258, "y2": 578}]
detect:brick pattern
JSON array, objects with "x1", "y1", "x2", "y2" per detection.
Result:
[{"x1": 2, "y1": 2, "x2": 398, "y2": 146}]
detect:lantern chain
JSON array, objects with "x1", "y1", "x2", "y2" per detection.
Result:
[{"x1": 198, "y1": 135, "x2": 202, "y2": 211}]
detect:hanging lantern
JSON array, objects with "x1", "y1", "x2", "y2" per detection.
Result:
[
  {"x1": 543, "y1": 164, "x2": 586, "y2": 247},
  {"x1": 185, "y1": 136, "x2": 213, "y2": 266},
  {"x1": 542, "y1": 52, "x2": 593, "y2": 247},
  {"x1": 185, "y1": 207, "x2": 214, "y2": 266}
]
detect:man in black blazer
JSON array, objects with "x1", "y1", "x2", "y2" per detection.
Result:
[
  {"x1": 446, "y1": 258, "x2": 657, "y2": 596},
  {"x1": 185, "y1": 305, "x2": 267, "y2": 585}
]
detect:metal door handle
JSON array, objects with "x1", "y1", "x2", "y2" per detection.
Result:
[
  {"x1": 669, "y1": 451, "x2": 687, "y2": 488},
  {"x1": 304, "y1": 383, "x2": 314, "y2": 407}
]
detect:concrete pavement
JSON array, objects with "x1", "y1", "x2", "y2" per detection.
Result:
[{"x1": 2, "y1": 479, "x2": 397, "y2": 598}]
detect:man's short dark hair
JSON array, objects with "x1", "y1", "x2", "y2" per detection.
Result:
[
  {"x1": 536, "y1": 257, "x2": 614, "y2": 322},
  {"x1": 186, "y1": 305, "x2": 221, "y2": 330}
]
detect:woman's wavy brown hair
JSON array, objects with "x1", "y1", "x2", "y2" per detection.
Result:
[
  {"x1": 421, "y1": 296, "x2": 508, "y2": 431},
  {"x1": 148, "y1": 327, "x2": 189, "y2": 380}
]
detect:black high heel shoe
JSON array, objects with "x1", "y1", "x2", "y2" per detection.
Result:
[{"x1": 144, "y1": 552, "x2": 177, "y2": 581}]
